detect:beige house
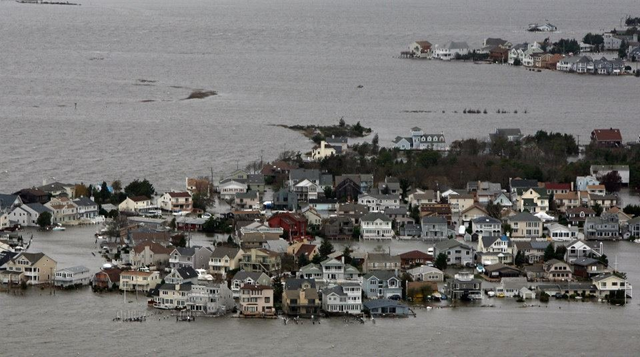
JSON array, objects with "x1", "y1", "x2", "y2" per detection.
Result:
[
  {"x1": 240, "y1": 248, "x2": 281, "y2": 275},
  {"x1": 159, "y1": 192, "x2": 193, "y2": 213},
  {"x1": 449, "y1": 194, "x2": 475, "y2": 213},
  {"x1": 302, "y1": 207, "x2": 322, "y2": 226},
  {"x1": 129, "y1": 241, "x2": 172, "y2": 270},
  {"x1": 240, "y1": 284, "x2": 275, "y2": 316},
  {"x1": 118, "y1": 196, "x2": 156, "y2": 213},
  {"x1": 45, "y1": 197, "x2": 78, "y2": 224},
  {"x1": 543, "y1": 259, "x2": 573, "y2": 281},
  {"x1": 507, "y1": 212, "x2": 543, "y2": 239},
  {"x1": 554, "y1": 192, "x2": 579, "y2": 212},
  {"x1": 119, "y1": 271, "x2": 161, "y2": 292},
  {"x1": 234, "y1": 191, "x2": 260, "y2": 210},
  {"x1": 593, "y1": 273, "x2": 632, "y2": 299},
  {"x1": 208, "y1": 247, "x2": 244, "y2": 277},
  {"x1": 460, "y1": 204, "x2": 488, "y2": 223},
  {"x1": 282, "y1": 279, "x2": 321, "y2": 317},
  {"x1": 311, "y1": 141, "x2": 338, "y2": 161},
  {"x1": 0, "y1": 252, "x2": 57, "y2": 285}
]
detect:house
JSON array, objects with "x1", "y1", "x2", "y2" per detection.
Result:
[
  {"x1": 164, "y1": 266, "x2": 199, "y2": 285},
  {"x1": 410, "y1": 41, "x2": 432, "y2": 58},
  {"x1": 282, "y1": 279, "x2": 321, "y2": 317},
  {"x1": 489, "y1": 47, "x2": 510, "y2": 63},
  {"x1": 302, "y1": 206, "x2": 322, "y2": 227},
  {"x1": 8, "y1": 203, "x2": 52, "y2": 227},
  {"x1": 407, "y1": 265, "x2": 444, "y2": 282},
  {"x1": 629, "y1": 217, "x2": 640, "y2": 238},
  {"x1": 528, "y1": 23, "x2": 557, "y2": 32},
  {"x1": 240, "y1": 248, "x2": 281, "y2": 275},
  {"x1": 129, "y1": 241, "x2": 172, "y2": 270},
  {"x1": 363, "y1": 271, "x2": 402, "y2": 299},
  {"x1": 37, "y1": 181, "x2": 75, "y2": 198},
  {"x1": 590, "y1": 165, "x2": 630, "y2": 185},
  {"x1": 557, "y1": 55, "x2": 593, "y2": 73},
  {"x1": 434, "y1": 41, "x2": 470, "y2": 60},
  {"x1": 393, "y1": 127, "x2": 447, "y2": 151},
  {"x1": 321, "y1": 284, "x2": 362, "y2": 315},
  {"x1": 240, "y1": 232, "x2": 282, "y2": 249},
  {"x1": 311, "y1": 141, "x2": 340, "y2": 160},
  {"x1": 576, "y1": 176, "x2": 600, "y2": 191},
  {"x1": 186, "y1": 177, "x2": 212, "y2": 196},
  {"x1": 268, "y1": 212, "x2": 308, "y2": 241},
  {"x1": 0, "y1": 252, "x2": 57, "y2": 285},
  {"x1": 547, "y1": 223, "x2": 579, "y2": 242},
  {"x1": 186, "y1": 282, "x2": 234, "y2": 315},
  {"x1": 73, "y1": 197, "x2": 99, "y2": 220},
  {"x1": 231, "y1": 271, "x2": 271, "y2": 298},
  {"x1": 54, "y1": 266, "x2": 91, "y2": 288},
  {"x1": 159, "y1": 192, "x2": 192, "y2": 213},
  {"x1": 554, "y1": 192, "x2": 579, "y2": 212},
  {"x1": 448, "y1": 271, "x2": 482, "y2": 300},
  {"x1": 410, "y1": 190, "x2": 440, "y2": 207},
  {"x1": 471, "y1": 216, "x2": 502, "y2": 237},
  {"x1": 334, "y1": 177, "x2": 363, "y2": 201},
  {"x1": 337, "y1": 202, "x2": 368, "y2": 223},
  {"x1": 483, "y1": 37, "x2": 512, "y2": 50},
  {"x1": 363, "y1": 253, "x2": 401, "y2": 274},
  {"x1": 118, "y1": 196, "x2": 156, "y2": 214},
  {"x1": 543, "y1": 259, "x2": 573, "y2": 281},
  {"x1": 591, "y1": 128, "x2": 623, "y2": 148},
  {"x1": 588, "y1": 193, "x2": 619, "y2": 209},
  {"x1": 392, "y1": 136, "x2": 412, "y2": 150},
  {"x1": 208, "y1": 247, "x2": 243, "y2": 277},
  {"x1": 572, "y1": 258, "x2": 608, "y2": 278},
  {"x1": 593, "y1": 273, "x2": 632, "y2": 299},
  {"x1": 246, "y1": 174, "x2": 266, "y2": 193},
  {"x1": 219, "y1": 180, "x2": 248, "y2": 200},
  {"x1": 273, "y1": 188, "x2": 298, "y2": 211},
  {"x1": 175, "y1": 216, "x2": 207, "y2": 232},
  {"x1": 335, "y1": 174, "x2": 374, "y2": 194},
  {"x1": 507, "y1": 212, "x2": 543, "y2": 239},
  {"x1": 169, "y1": 246, "x2": 213, "y2": 270},
  {"x1": 399, "y1": 222, "x2": 422, "y2": 237},
  {"x1": 323, "y1": 216, "x2": 355, "y2": 239},
  {"x1": 514, "y1": 241, "x2": 549, "y2": 264},
  {"x1": 604, "y1": 207, "x2": 632, "y2": 227},
  {"x1": 45, "y1": 197, "x2": 78, "y2": 223},
  {"x1": 477, "y1": 235, "x2": 513, "y2": 264},
  {"x1": 495, "y1": 277, "x2": 528, "y2": 298},
  {"x1": 293, "y1": 179, "x2": 320, "y2": 202},
  {"x1": 459, "y1": 203, "x2": 487, "y2": 224},
  {"x1": 584, "y1": 216, "x2": 619, "y2": 240},
  {"x1": 304, "y1": 258, "x2": 360, "y2": 284},
  {"x1": 360, "y1": 212, "x2": 394, "y2": 240},
  {"x1": 421, "y1": 216, "x2": 448, "y2": 240},
  {"x1": 13, "y1": 188, "x2": 49, "y2": 205},
  {"x1": 119, "y1": 271, "x2": 161, "y2": 292},
  {"x1": 364, "y1": 299, "x2": 411, "y2": 317},
  {"x1": 240, "y1": 284, "x2": 275, "y2": 316},
  {"x1": 484, "y1": 263, "x2": 521, "y2": 279},
  {"x1": 566, "y1": 207, "x2": 596, "y2": 226},
  {"x1": 516, "y1": 187, "x2": 549, "y2": 213},
  {"x1": 234, "y1": 191, "x2": 260, "y2": 210},
  {"x1": 433, "y1": 240, "x2": 474, "y2": 266},
  {"x1": 358, "y1": 193, "x2": 401, "y2": 213},
  {"x1": 92, "y1": 267, "x2": 122, "y2": 291},
  {"x1": 287, "y1": 242, "x2": 319, "y2": 263},
  {"x1": 492, "y1": 192, "x2": 513, "y2": 208},
  {"x1": 398, "y1": 250, "x2": 433, "y2": 269},
  {"x1": 521, "y1": 47, "x2": 544, "y2": 66},
  {"x1": 564, "y1": 240, "x2": 603, "y2": 263}
]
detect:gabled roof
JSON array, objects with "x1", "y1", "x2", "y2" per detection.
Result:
[
  {"x1": 13, "y1": 252, "x2": 46, "y2": 265},
  {"x1": 211, "y1": 247, "x2": 240, "y2": 259},
  {"x1": 57, "y1": 265, "x2": 90, "y2": 274},
  {"x1": 364, "y1": 270, "x2": 399, "y2": 281},
  {"x1": 233, "y1": 271, "x2": 268, "y2": 281},
  {"x1": 176, "y1": 266, "x2": 198, "y2": 279},
  {"x1": 591, "y1": 129, "x2": 622, "y2": 142},
  {"x1": 73, "y1": 197, "x2": 96, "y2": 207},
  {"x1": 508, "y1": 211, "x2": 541, "y2": 223},
  {"x1": 129, "y1": 195, "x2": 151, "y2": 202},
  {"x1": 132, "y1": 241, "x2": 172, "y2": 255},
  {"x1": 364, "y1": 299, "x2": 407, "y2": 310},
  {"x1": 572, "y1": 257, "x2": 600, "y2": 267},
  {"x1": 25, "y1": 203, "x2": 52, "y2": 214},
  {"x1": 166, "y1": 191, "x2": 191, "y2": 198},
  {"x1": 294, "y1": 244, "x2": 317, "y2": 258},
  {"x1": 434, "y1": 239, "x2": 471, "y2": 251},
  {"x1": 284, "y1": 278, "x2": 316, "y2": 290},
  {"x1": 421, "y1": 216, "x2": 447, "y2": 224},
  {"x1": 361, "y1": 212, "x2": 392, "y2": 222},
  {"x1": 398, "y1": 250, "x2": 431, "y2": 260},
  {"x1": 592, "y1": 273, "x2": 624, "y2": 282},
  {"x1": 472, "y1": 216, "x2": 501, "y2": 224}
]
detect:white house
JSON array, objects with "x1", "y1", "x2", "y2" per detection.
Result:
[
  {"x1": 118, "y1": 196, "x2": 156, "y2": 213},
  {"x1": 45, "y1": 197, "x2": 79, "y2": 224},
  {"x1": 322, "y1": 283, "x2": 362, "y2": 315},
  {"x1": 9, "y1": 203, "x2": 52, "y2": 227},
  {"x1": 311, "y1": 141, "x2": 339, "y2": 161},
  {"x1": 159, "y1": 192, "x2": 193, "y2": 213},
  {"x1": 358, "y1": 193, "x2": 400, "y2": 213},
  {"x1": 293, "y1": 179, "x2": 319, "y2": 202},
  {"x1": 410, "y1": 41, "x2": 433, "y2": 58},
  {"x1": 361, "y1": 212, "x2": 394, "y2": 240},
  {"x1": 434, "y1": 41, "x2": 470, "y2": 60},
  {"x1": 54, "y1": 266, "x2": 91, "y2": 288},
  {"x1": 219, "y1": 180, "x2": 248, "y2": 200}
]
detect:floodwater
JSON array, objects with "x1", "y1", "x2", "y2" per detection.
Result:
[
  {"x1": 1, "y1": 0, "x2": 639, "y2": 193},
  {"x1": 2, "y1": 225, "x2": 640, "y2": 356}
]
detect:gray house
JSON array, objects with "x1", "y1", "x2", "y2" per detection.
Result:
[
  {"x1": 362, "y1": 271, "x2": 402, "y2": 299},
  {"x1": 471, "y1": 216, "x2": 502, "y2": 237},
  {"x1": 628, "y1": 217, "x2": 640, "y2": 238},
  {"x1": 363, "y1": 299, "x2": 411, "y2": 317},
  {"x1": 584, "y1": 216, "x2": 619, "y2": 240},
  {"x1": 433, "y1": 240, "x2": 474, "y2": 266},
  {"x1": 169, "y1": 246, "x2": 213, "y2": 270},
  {"x1": 421, "y1": 216, "x2": 448, "y2": 240},
  {"x1": 448, "y1": 271, "x2": 482, "y2": 300},
  {"x1": 273, "y1": 188, "x2": 298, "y2": 211}
]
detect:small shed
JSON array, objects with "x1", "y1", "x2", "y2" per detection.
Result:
[{"x1": 520, "y1": 287, "x2": 536, "y2": 299}]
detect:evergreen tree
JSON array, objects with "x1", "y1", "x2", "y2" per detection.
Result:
[
  {"x1": 435, "y1": 253, "x2": 448, "y2": 270},
  {"x1": 544, "y1": 244, "x2": 556, "y2": 261},
  {"x1": 318, "y1": 238, "x2": 335, "y2": 259}
]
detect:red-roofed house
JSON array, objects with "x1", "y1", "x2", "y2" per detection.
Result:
[
  {"x1": 398, "y1": 250, "x2": 433, "y2": 269},
  {"x1": 287, "y1": 242, "x2": 319, "y2": 263},
  {"x1": 591, "y1": 129, "x2": 622, "y2": 147},
  {"x1": 159, "y1": 192, "x2": 193, "y2": 213},
  {"x1": 267, "y1": 212, "x2": 308, "y2": 242},
  {"x1": 93, "y1": 268, "x2": 122, "y2": 291}
]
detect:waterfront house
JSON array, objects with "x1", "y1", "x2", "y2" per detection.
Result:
[
  {"x1": 590, "y1": 165, "x2": 629, "y2": 185},
  {"x1": 360, "y1": 212, "x2": 394, "y2": 240},
  {"x1": 231, "y1": 271, "x2": 271, "y2": 298},
  {"x1": 93, "y1": 267, "x2": 121, "y2": 291},
  {"x1": 398, "y1": 250, "x2": 433, "y2": 269},
  {"x1": 337, "y1": 202, "x2": 368, "y2": 224},
  {"x1": 508, "y1": 212, "x2": 543, "y2": 239},
  {"x1": 155, "y1": 283, "x2": 191, "y2": 310},
  {"x1": 37, "y1": 181, "x2": 75, "y2": 198},
  {"x1": 219, "y1": 180, "x2": 248, "y2": 200},
  {"x1": 448, "y1": 271, "x2": 482, "y2": 300},
  {"x1": 522, "y1": 47, "x2": 544, "y2": 66},
  {"x1": 477, "y1": 235, "x2": 513, "y2": 264},
  {"x1": 557, "y1": 55, "x2": 593, "y2": 73},
  {"x1": 484, "y1": 263, "x2": 521, "y2": 278},
  {"x1": 393, "y1": 127, "x2": 446, "y2": 151},
  {"x1": 547, "y1": 223, "x2": 579, "y2": 242},
  {"x1": 399, "y1": 222, "x2": 422, "y2": 237},
  {"x1": 234, "y1": 191, "x2": 260, "y2": 210},
  {"x1": 434, "y1": 41, "x2": 470, "y2": 60},
  {"x1": 323, "y1": 216, "x2": 355, "y2": 239},
  {"x1": 593, "y1": 273, "x2": 632, "y2": 299},
  {"x1": 247, "y1": 174, "x2": 266, "y2": 193},
  {"x1": 159, "y1": 192, "x2": 192, "y2": 213},
  {"x1": 495, "y1": 277, "x2": 528, "y2": 298},
  {"x1": 604, "y1": 207, "x2": 632, "y2": 227},
  {"x1": 268, "y1": 212, "x2": 308, "y2": 241},
  {"x1": 576, "y1": 176, "x2": 600, "y2": 191},
  {"x1": 325, "y1": 136, "x2": 348, "y2": 151},
  {"x1": 564, "y1": 240, "x2": 603, "y2": 263},
  {"x1": 240, "y1": 284, "x2": 275, "y2": 316},
  {"x1": 208, "y1": 247, "x2": 243, "y2": 277},
  {"x1": 584, "y1": 216, "x2": 619, "y2": 240},
  {"x1": 119, "y1": 271, "x2": 161, "y2": 292},
  {"x1": 363, "y1": 271, "x2": 401, "y2": 299},
  {"x1": 514, "y1": 241, "x2": 549, "y2": 264},
  {"x1": 566, "y1": 207, "x2": 596, "y2": 226},
  {"x1": 118, "y1": 196, "x2": 156, "y2": 214},
  {"x1": 392, "y1": 136, "x2": 412, "y2": 150},
  {"x1": 311, "y1": 141, "x2": 340, "y2": 161},
  {"x1": 358, "y1": 193, "x2": 401, "y2": 213},
  {"x1": 169, "y1": 246, "x2": 213, "y2": 270},
  {"x1": 543, "y1": 259, "x2": 573, "y2": 281},
  {"x1": 321, "y1": 283, "x2": 362, "y2": 315},
  {"x1": 489, "y1": 47, "x2": 509, "y2": 63},
  {"x1": 421, "y1": 216, "x2": 448, "y2": 240},
  {"x1": 363, "y1": 253, "x2": 401, "y2": 273},
  {"x1": 73, "y1": 197, "x2": 99, "y2": 220},
  {"x1": 364, "y1": 299, "x2": 411, "y2": 317},
  {"x1": 572, "y1": 257, "x2": 608, "y2": 278},
  {"x1": 471, "y1": 216, "x2": 502, "y2": 237},
  {"x1": 240, "y1": 248, "x2": 281, "y2": 275},
  {"x1": 130, "y1": 241, "x2": 172, "y2": 270},
  {"x1": 591, "y1": 129, "x2": 623, "y2": 148},
  {"x1": 433, "y1": 240, "x2": 474, "y2": 266},
  {"x1": 13, "y1": 188, "x2": 49, "y2": 205},
  {"x1": 491, "y1": 128, "x2": 523, "y2": 142},
  {"x1": 8, "y1": 203, "x2": 52, "y2": 227},
  {"x1": 186, "y1": 177, "x2": 212, "y2": 196},
  {"x1": 407, "y1": 266, "x2": 444, "y2": 282},
  {"x1": 45, "y1": 197, "x2": 78, "y2": 224},
  {"x1": 165, "y1": 266, "x2": 199, "y2": 285},
  {"x1": 587, "y1": 184, "x2": 606, "y2": 196},
  {"x1": 222, "y1": 169, "x2": 249, "y2": 182},
  {"x1": 282, "y1": 279, "x2": 321, "y2": 317},
  {"x1": 310, "y1": 258, "x2": 360, "y2": 284},
  {"x1": 0, "y1": 252, "x2": 57, "y2": 285},
  {"x1": 410, "y1": 41, "x2": 432, "y2": 58},
  {"x1": 54, "y1": 266, "x2": 91, "y2": 288},
  {"x1": 628, "y1": 217, "x2": 640, "y2": 238},
  {"x1": 186, "y1": 282, "x2": 234, "y2": 315}
]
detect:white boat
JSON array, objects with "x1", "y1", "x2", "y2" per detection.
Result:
[
  {"x1": 52, "y1": 224, "x2": 66, "y2": 231},
  {"x1": 487, "y1": 291, "x2": 496, "y2": 297},
  {"x1": 196, "y1": 269, "x2": 214, "y2": 281}
]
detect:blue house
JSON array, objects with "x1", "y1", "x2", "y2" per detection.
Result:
[
  {"x1": 363, "y1": 271, "x2": 402, "y2": 299},
  {"x1": 364, "y1": 299, "x2": 411, "y2": 317}
]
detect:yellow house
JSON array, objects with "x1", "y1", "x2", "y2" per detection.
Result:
[
  {"x1": 119, "y1": 271, "x2": 161, "y2": 292},
  {"x1": 311, "y1": 141, "x2": 337, "y2": 161},
  {"x1": 449, "y1": 194, "x2": 475, "y2": 213},
  {"x1": 1, "y1": 252, "x2": 57, "y2": 285}
]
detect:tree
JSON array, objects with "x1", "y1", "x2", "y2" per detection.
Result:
[
  {"x1": 619, "y1": 40, "x2": 629, "y2": 59},
  {"x1": 297, "y1": 254, "x2": 309, "y2": 268},
  {"x1": 74, "y1": 184, "x2": 89, "y2": 198},
  {"x1": 486, "y1": 201, "x2": 502, "y2": 219},
  {"x1": 514, "y1": 251, "x2": 526, "y2": 267},
  {"x1": 554, "y1": 246, "x2": 567, "y2": 261},
  {"x1": 342, "y1": 246, "x2": 352, "y2": 265},
  {"x1": 169, "y1": 217, "x2": 176, "y2": 230},
  {"x1": 111, "y1": 180, "x2": 122, "y2": 193},
  {"x1": 513, "y1": 58, "x2": 522, "y2": 66},
  {"x1": 623, "y1": 204, "x2": 640, "y2": 217},
  {"x1": 192, "y1": 193, "x2": 208, "y2": 211},
  {"x1": 351, "y1": 226, "x2": 361, "y2": 239},
  {"x1": 339, "y1": 117, "x2": 346, "y2": 127},
  {"x1": 543, "y1": 244, "x2": 556, "y2": 262},
  {"x1": 598, "y1": 254, "x2": 609, "y2": 267},
  {"x1": 124, "y1": 179, "x2": 155, "y2": 198},
  {"x1": 593, "y1": 203, "x2": 603, "y2": 216},
  {"x1": 272, "y1": 276, "x2": 283, "y2": 306},
  {"x1": 410, "y1": 204, "x2": 420, "y2": 224},
  {"x1": 372, "y1": 134, "x2": 379, "y2": 149},
  {"x1": 435, "y1": 252, "x2": 448, "y2": 270},
  {"x1": 323, "y1": 186, "x2": 334, "y2": 199},
  {"x1": 319, "y1": 239, "x2": 335, "y2": 259},
  {"x1": 599, "y1": 171, "x2": 622, "y2": 193},
  {"x1": 202, "y1": 217, "x2": 218, "y2": 233},
  {"x1": 37, "y1": 211, "x2": 52, "y2": 228}
]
